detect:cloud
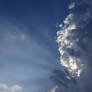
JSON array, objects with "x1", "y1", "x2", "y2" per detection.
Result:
[
  {"x1": 0, "y1": 18, "x2": 56, "y2": 92},
  {"x1": 50, "y1": 86, "x2": 58, "y2": 92},
  {"x1": 0, "y1": 83, "x2": 23, "y2": 92},
  {"x1": 10, "y1": 85, "x2": 23, "y2": 92},
  {"x1": 68, "y1": 2, "x2": 75, "y2": 9},
  {"x1": 63, "y1": 13, "x2": 74, "y2": 24},
  {"x1": 56, "y1": 12, "x2": 82, "y2": 78},
  {"x1": 56, "y1": 0, "x2": 92, "y2": 79},
  {"x1": 50, "y1": 0, "x2": 92, "y2": 92},
  {"x1": 0, "y1": 83, "x2": 8, "y2": 90}
]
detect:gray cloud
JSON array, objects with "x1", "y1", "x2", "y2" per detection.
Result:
[{"x1": 50, "y1": 0, "x2": 92, "y2": 92}]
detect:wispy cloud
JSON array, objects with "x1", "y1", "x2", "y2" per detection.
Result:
[
  {"x1": 0, "y1": 83, "x2": 23, "y2": 92},
  {"x1": 0, "y1": 83, "x2": 9, "y2": 90}
]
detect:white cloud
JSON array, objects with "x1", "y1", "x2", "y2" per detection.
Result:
[
  {"x1": 0, "y1": 83, "x2": 9, "y2": 90},
  {"x1": 57, "y1": 9, "x2": 83, "y2": 78},
  {"x1": 48, "y1": 86, "x2": 58, "y2": 92},
  {"x1": 64, "y1": 13, "x2": 74, "y2": 25},
  {"x1": 0, "y1": 83, "x2": 23, "y2": 92},
  {"x1": 10, "y1": 85, "x2": 23, "y2": 92},
  {"x1": 57, "y1": 24, "x2": 82, "y2": 78},
  {"x1": 68, "y1": 2, "x2": 75, "y2": 9}
]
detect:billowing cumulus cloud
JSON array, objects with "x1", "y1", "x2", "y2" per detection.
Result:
[
  {"x1": 56, "y1": 13, "x2": 82, "y2": 78},
  {"x1": 50, "y1": 0, "x2": 92, "y2": 92}
]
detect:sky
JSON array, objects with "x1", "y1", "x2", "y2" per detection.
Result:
[{"x1": 0, "y1": 0, "x2": 92, "y2": 92}]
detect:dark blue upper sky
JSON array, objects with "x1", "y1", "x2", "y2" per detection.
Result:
[{"x1": 0, "y1": 0, "x2": 71, "y2": 64}]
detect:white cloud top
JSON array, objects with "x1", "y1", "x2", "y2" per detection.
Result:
[{"x1": 57, "y1": 12, "x2": 83, "y2": 78}]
